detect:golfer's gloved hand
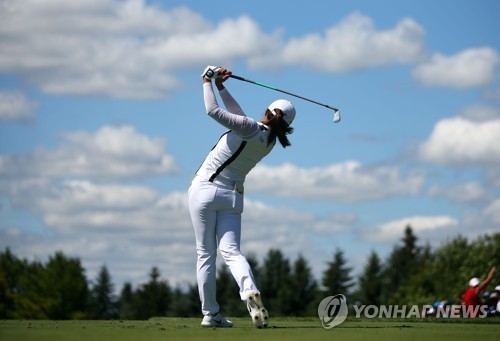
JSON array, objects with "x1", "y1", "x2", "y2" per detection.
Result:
[{"x1": 201, "y1": 66, "x2": 221, "y2": 80}]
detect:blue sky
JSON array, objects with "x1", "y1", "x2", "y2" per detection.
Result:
[{"x1": 1, "y1": 0, "x2": 499, "y2": 290}]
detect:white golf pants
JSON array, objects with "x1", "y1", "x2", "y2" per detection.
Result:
[{"x1": 188, "y1": 176, "x2": 258, "y2": 315}]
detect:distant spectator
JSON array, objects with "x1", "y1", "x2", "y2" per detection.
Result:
[
  {"x1": 490, "y1": 285, "x2": 500, "y2": 314},
  {"x1": 461, "y1": 266, "x2": 496, "y2": 317},
  {"x1": 421, "y1": 300, "x2": 453, "y2": 317}
]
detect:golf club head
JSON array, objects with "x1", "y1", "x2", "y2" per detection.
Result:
[{"x1": 333, "y1": 110, "x2": 341, "y2": 123}]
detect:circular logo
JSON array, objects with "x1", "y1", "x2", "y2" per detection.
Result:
[{"x1": 317, "y1": 294, "x2": 348, "y2": 329}]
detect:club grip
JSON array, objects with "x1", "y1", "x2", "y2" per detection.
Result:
[{"x1": 229, "y1": 75, "x2": 245, "y2": 81}]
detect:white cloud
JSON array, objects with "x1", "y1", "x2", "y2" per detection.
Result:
[
  {"x1": 0, "y1": 124, "x2": 178, "y2": 179},
  {"x1": 1, "y1": 0, "x2": 499, "y2": 296},
  {"x1": 483, "y1": 198, "x2": 500, "y2": 224},
  {"x1": 0, "y1": 178, "x2": 339, "y2": 288},
  {"x1": 275, "y1": 12, "x2": 426, "y2": 72},
  {"x1": 0, "y1": 178, "x2": 198, "y2": 287},
  {"x1": 36, "y1": 180, "x2": 160, "y2": 213},
  {"x1": 460, "y1": 198, "x2": 500, "y2": 239},
  {"x1": 428, "y1": 182, "x2": 489, "y2": 203},
  {"x1": 0, "y1": 2, "x2": 429, "y2": 98},
  {"x1": 486, "y1": 168, "x2": 500, "y2": 188},
  {"x1": 418, "y1": 117, "x2": 500, "y2": 166},
  {"x1": 0, "y1": 165, "x2": 497, "y2": 290},
  {"x1": 459, "y1": 105, "x2": 500, "y2": 122},
  {"x1": 246, "y1": 161, "x2": 425, "y2": 202},
  {"x1": 363, "y1": 215, "x2": 458, "y2": 244},
  {"x1": 412, "y1": 47, "x2": 499, "y2": 89},
  {"x1": 0, "y1": 0, "x2": 278, "y2": 99},
  {"x1": 311, "y1": 213, "x2": 357, "y2": 234},
  {"x1": 0, "y1": 91, "x2": 38, "y2": 122}
]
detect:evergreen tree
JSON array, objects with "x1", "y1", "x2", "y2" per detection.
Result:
[
  {"x1": 38, "y1": 252, "x2": 88, "y2": 319},
  {"x1": 389, "y1": 244, "x2": 436, "y2": 306},
  {"x1": 259, "y1": 249, "x2": 292, "y2": 315},
  {"x1": 14, "y1": 261, "x2": 50, "y2": 319},
  {"x1": 382, "y1": 225, "x2": 422, "y2": 304},
  {"x1": 133, "y1": 267, "x2": 171, "y2": 319},
  {"x1": 0, "y1": 248, "x2": 25, "y2": 318},
  {"x1": 288, "y1": 254, "x2": 319, "y2": 316},
  {"x1": 87, "y1": 265, "x2": 118, "y2": 319},
  {"x1": 169, "y1": 284, "x2": 200, "y2": 317},
  {"x1": 1, "y1": 233, "x2": 496, "y2": 319},
  {"x1": 118, "y1": 282, "x2": 135, "y2": 319},
  {"x1": 321, "y1": 248, "x2": 354, "y2": 296},
  {"x1": 357, "y1": 250, "x2": 383, "y2": 305},
  {"x1": 10, "y1": 251, "x2": 88, "y2": 319}
]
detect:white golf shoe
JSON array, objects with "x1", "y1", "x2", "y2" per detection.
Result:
[
  {"x1": 200, "y1": 312, "x2": 233, "y2": 328},
  {"x1": 245, "y1": 290, "x2": 269, "y2": 328}
]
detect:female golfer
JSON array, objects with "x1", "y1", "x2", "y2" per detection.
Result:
[{"x1": 188, "y1": 66, "x2": 296, "y2": 328}]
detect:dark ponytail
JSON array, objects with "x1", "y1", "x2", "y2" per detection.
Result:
[{"x1": 265, "y1": 109, "x2": 294, "y2": 148}]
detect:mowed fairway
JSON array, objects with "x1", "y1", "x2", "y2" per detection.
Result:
[{"x1": 1, "y1": 317, "x2": 500, "y2": 341}]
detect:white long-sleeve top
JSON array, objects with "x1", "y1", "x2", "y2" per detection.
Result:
[{"x1": 196, "y1": 82, "x2": 275, "y2": 187}]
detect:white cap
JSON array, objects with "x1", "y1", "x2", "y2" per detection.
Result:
[
  {"x1": 469, "y1": 277, "x2": 480, "y2": 287},
  {"x1": 267, "y1": 99, "x2": 296, "y2": 126},
  {"x1": 495, "y1": 285, "x2": 500, "y2": 291}
]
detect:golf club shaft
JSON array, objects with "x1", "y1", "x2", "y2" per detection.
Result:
[{"x1": 229, "y1": 74, "x2": 339, "y2": 112}]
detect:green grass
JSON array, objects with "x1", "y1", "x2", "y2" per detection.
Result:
[{"x1": 1, "y1": 317, "x2": 500, "y2": 341}]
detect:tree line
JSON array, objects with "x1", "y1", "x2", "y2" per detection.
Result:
[{"x1": 1, "y1": 226, "x2": 499, "y2": 319}]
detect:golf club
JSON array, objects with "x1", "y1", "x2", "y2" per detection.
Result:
[{"x1": 229, "y1": 74, "x2": 341, "y2": 123}]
